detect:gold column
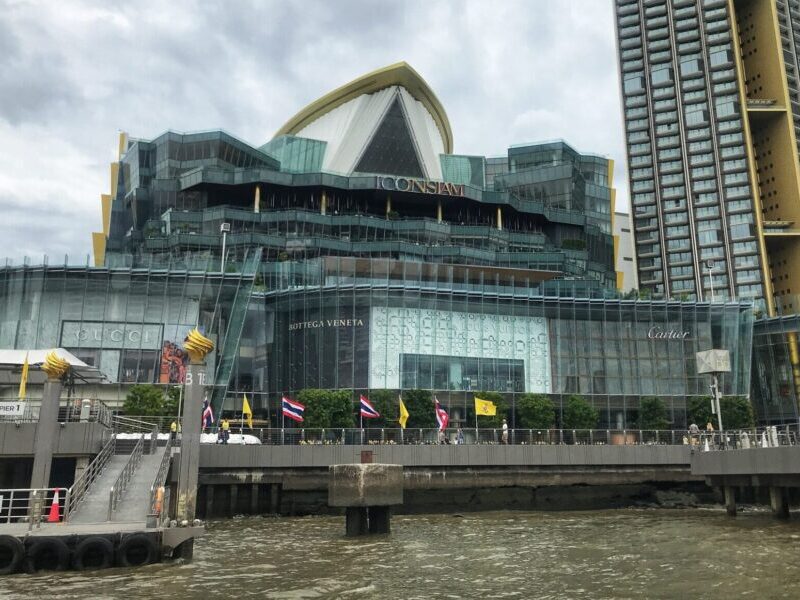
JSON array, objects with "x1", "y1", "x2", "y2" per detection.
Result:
[
  {"x1": 321, "y1": 190, "x2": 327, "y2": 215},
  {"x1": 496, "y1": 207, "x2": 503, "y2": 230},
  {"x1": 386, "y1": 195, "x2": 391, "y2": 218},
  {"x1": 437, "y1": 200, "x2": 442, "y2": 222},
  {"x1": 254, "y1": 185, "x2": 261, "y2": 213}
]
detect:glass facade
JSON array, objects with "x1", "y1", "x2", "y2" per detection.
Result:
[
  {"x1": 751, "y1": 315, "x2": 800, "y2": 424},
  {"x1": 615, "y1": 0, "x2": 766, "y2": 309},
  {"x1": 258, "y1": 257, "x2": 753, "y2": 428}
]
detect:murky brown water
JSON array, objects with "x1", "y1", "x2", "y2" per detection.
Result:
[{"x1": 1, "y1": 509, "x2": 799, "y2": 599}]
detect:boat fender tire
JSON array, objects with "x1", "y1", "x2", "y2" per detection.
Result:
[
  {"x1": 25, "y1": 537, "x2": 70, "y2": 573},
  {"x1": 117, "y1": 533, "x2": 158, "y2": 568},
  {"x1": 72, "y1": 536, "x2": 114, "y2": 571},
  {"x1": 0, "y1": 535, "x2": 24, "y2": 575}
]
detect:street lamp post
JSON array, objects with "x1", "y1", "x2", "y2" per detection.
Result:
[{"x1": 220, "y1": 222, "x2": 231, "y2": 272}]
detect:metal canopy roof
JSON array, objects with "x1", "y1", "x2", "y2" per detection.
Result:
[{"x1": 0, "y1": 349, "x2": 108, "y2": 386}]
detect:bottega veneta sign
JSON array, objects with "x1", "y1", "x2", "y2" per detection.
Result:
[
  {"x1": 289, "y1": 318, "x2": 365, "y2": 331},
  {"x1": 377, "y1": 176, "x2": 464, "y2": 196}
]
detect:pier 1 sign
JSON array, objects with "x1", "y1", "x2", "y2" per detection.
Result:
[{"x1": 0, "y1": 402, "x2": 24, "y2": 416}]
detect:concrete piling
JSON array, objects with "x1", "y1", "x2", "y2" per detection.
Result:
[
  {"x1": 769, "y1": 487, "x2": 789, "y2": 519},
  {"x1": 329, "y1": 464, "x2": 402, "y2": 536}
]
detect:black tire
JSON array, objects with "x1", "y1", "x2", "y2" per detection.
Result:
[
  {"x1": 25, "y1": 537, "x2": 70, "y2": 572},
  {"x1": 0, "y1": 535, "x2": 24, "y2": 575},
  {"x1": 72, "y1": 536, "x2": 114, "y2": 571},
  {"x1": 116, "y1": 533, "x2": 158, "y2": 568}
]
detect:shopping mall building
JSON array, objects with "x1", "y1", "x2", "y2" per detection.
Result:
[{"x1": 0, "y1": 63, "x2": 796, "y2": 427}]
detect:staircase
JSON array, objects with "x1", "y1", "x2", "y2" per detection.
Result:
[
  {"x1": 209, "y1": 248, "x2": 262, "y2": 416},
  {"x1": 67, "y1": 418, "x2": 172, "y2": 525}
]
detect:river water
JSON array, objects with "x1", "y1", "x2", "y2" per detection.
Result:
[{"x1": 1, "y1": 509, "x2": 799, "y2": 599}]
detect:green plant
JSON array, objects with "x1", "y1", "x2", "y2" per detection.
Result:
[
  {"x1": 401, "y1": 389, "x2": 436, "y2": 428},
  {"x1": 298, "y1": 389, "x2": 355, "y2": 429},
  {"x1": 364, "y1": 389, "x2": 396, "y2": 428},
  {"x1": 686, "y1": 394, "x2": 755, "y2": 429},
  {"x1": 562, "y1": 395, "x2": 599, "y2": 430},
  {"x1": 637, "y1": 396, "x2": 669, "y2": 430},
  {"x1": 473, "y1": 391, "x2": 509, "y2": 427},
  {"x1": 387, "y1": 210, "x2": 400, "y2": 220},
  {"x1": 164, "y1": 386, "x2": 181, "y2": 416},
  {"x1": 720, "y1": 395, "x2": 755, "y2": 429},
  {"x1": 123, "y1": 385, "x2": 172, "y2": 416},
  {"x1": 686, "y1": 395, "x2": 712, "y2": 428},
  {"x1": 517, "y1": 394, "x2": 555, "y2": 429}
]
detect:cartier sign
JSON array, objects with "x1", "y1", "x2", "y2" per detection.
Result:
[
  {"x1": 377, "y1": 176, "x2": 464, "y2": 196},
  {"x1": 647, "y1": 326, "x2": 690, "y2": 340}
]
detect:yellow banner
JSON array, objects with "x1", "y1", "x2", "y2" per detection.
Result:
[
  {"x1": 475, "y1": 397, "x2": 496, "y2": 416},
  {"x1": 399, "y1": 397, "x2": 409, "y2": 429},
  {"x1": 242, "y1": 394, "x2": 253, "y2": 429}
]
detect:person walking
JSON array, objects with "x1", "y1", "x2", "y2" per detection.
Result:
[
  {"x1": 501, "y1": 419, "x2": 509, "y2": 444},
  {"x1": 688, "y1": 422, "x2": 699, "y2": 446},
  {"x1": 221, "y1": 418, "x2": 231, "y2": 444},
  {"x1": 170, "y1": 420, "x2": 177, "y2": 441},
  {"x1": 456, "y1": 428, "x2": 465, "y2": 445}
]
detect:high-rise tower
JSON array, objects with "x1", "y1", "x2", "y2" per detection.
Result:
[{"x1": 614, "y1": 0, "x2": 800, "y2": 316}]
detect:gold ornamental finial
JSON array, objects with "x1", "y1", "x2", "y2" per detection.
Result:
[
  {"x1": 183, "y1": 328, "x2": 214, "y2": 363},
  {"x1": 41, "y1": 350, "x2": 70, "y2": 380}
]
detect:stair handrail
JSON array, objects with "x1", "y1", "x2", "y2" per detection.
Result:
[
  {"x1": 113, "y1": 415, "x2": 160, "y2": 434},
  {"x1": 107, "y1": 434, "x2": 144, "y2": 521},
  {"x1": 63, "y1": 434, "x2": 116, "y2": 522},
  {"x1": 148, "y1": 436, "x2": 173, "y2": 527}
]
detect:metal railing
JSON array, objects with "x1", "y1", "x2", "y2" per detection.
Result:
[
  {"x1": 107, "y1": 435, "x2": 144, "y2": 521},
  {"x1": 148, "y1": 436, "x2": 173, "y2": 527},
  {"x1": 113, "y1": 416, "x2": 160, "y2": 454},
  {"x1": 63, "y1": 435, "x2": 116, "y2": 522},
  {"x1": 0, "y1": 398, "x2": 113, "y2": 427},
  {"x1": 0, "y1": 488, "x2": 65, "y2": 526},
  {"x1": 693, "y1": 424, "x2": 800, "y2": 451},
  {"x1": 211, "y1": 427, "x2": 695, "y2": 446}
]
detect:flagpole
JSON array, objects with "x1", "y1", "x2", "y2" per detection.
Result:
[{"x1": 240, "y1": 394, "x2": 244, "y2": 437}]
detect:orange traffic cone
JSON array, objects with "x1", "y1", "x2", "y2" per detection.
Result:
[{"x1": 47, "y1": 489, "x2": 61, "y2": 523}]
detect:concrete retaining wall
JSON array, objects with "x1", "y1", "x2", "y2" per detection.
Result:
[{"x1": 0, "y1": 423, "x2": 107, "y2": 456}]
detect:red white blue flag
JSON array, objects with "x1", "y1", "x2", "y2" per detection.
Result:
[
  {"x1": 360, "y1": 395, "x2": 380, "y2": 419},
  {"x1": 202, "y1": 400, "x2": 214, "y2": 430},
  {"x1": 282, "y1": 396, "x2": 305, "y2": 423},
  {"x1": 434, "y1": 397, "x2": 449, "y2": 431}
]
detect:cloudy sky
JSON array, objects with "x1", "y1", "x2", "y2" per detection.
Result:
[{"x1": 0, "y1": 0, "x2": 626, "y2": 262}]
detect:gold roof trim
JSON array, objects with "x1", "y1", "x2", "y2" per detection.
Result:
[{"x1": 274, "y1": 62, "x2": 453, "y2": 153}]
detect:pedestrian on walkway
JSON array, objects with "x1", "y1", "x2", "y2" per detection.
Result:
[
  {"x1": 170, "y1": 421, "x2": 177, "y2": 441},
  {"x1": 221, "y1": 418, "x2": 231, "y2": 444},
  {"x1": 501, "y1": 419, "x2": 509, "y2": 444}
]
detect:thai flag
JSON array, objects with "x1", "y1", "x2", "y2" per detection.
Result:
[
  {"x1": 202, "y1": 400, "x2": 214, "y2": 429},
  {"x1": 434, "y1": 397, "x2": 449, "y2": 431},
  {"x1": 360, "y1": 395, "x2": 380, "y2": 419},
  {"x1": 282, "y1": 396, "x2": 305, "y2": 423}
]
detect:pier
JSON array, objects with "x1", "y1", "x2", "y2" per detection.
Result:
[{"x1": 0, "y1": 344, "x2": 210, "y2": 575}]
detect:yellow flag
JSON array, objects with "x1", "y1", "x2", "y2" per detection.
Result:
[
  {"x1": 18, "y1": 353, "x2": 29, "y2": 399},
  {"x1": 475, "y1": 397, "x2": 496, "y2": 416},
  {"x1": 398, "y1": 396, "x2": 409, "y2": 429},
  {"x1": 242, "y1": 394, "x2": 253, "y2": 429}
]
